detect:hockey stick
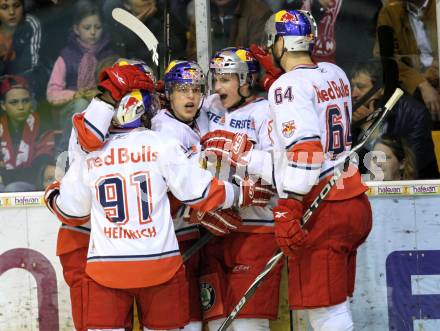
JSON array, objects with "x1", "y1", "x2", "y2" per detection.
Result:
[
  {"x1": 182, "y1": 232, "x2": 213, "y2": 262},
  {"x1": 112, "y1": 8, "x2": 159, "y2": 66},
  {"x1": 217, "y1": 88, "x2": 404, "y2": 331}
]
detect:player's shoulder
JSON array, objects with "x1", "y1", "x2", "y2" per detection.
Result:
[
  {"x1": 152, "y1": 109, "x2": 186, "y2": 136},
  {"x1": 243, "y1": 97, "x2": 270, "y2": 118},
  {"x1": 202, "y1": 94, "x2": 224, "y2": 113},
  {"x1": 318, "y1": 62, "x2": 348, "y2": 77}
]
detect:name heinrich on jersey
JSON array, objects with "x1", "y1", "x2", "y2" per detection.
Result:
[
  {"x1": 87, "y1": 145, "x2": 158, "y2": 169},
  {"x1": 314, "y1": 79, "x2": 349, "y2": 103}
]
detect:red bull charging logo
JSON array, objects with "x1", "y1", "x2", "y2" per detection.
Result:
[{"x1": 277, "y1": 10, "x2": 298, "y2": 23}]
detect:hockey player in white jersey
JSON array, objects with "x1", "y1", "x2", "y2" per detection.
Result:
[
  {"x1": 196, "y1": 47, "x2": 281, "y2": 331},
  {"x1": 153, "y1": 60, "x2": 242, "y2": 331},
  {"x1": 260, "y1": 10, "x2": 371, "y2": 331},
  {"x1": 44, "y1": 77, "x2": 272, "y2": 331},
  {"x1": 49, "y1": 59, "x2": 156, "y2": 331}
]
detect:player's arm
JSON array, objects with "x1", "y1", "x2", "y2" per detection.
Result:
[
  {"x1": 268, "y1": 79, "x2": 324, "y2": 197},
  {"x1": 72, "y1": 96, "x2": 114, "y2": 153},
  {"x1": 160, "y1": 140, "x2": 270, "y2": 212},
  {"x1": 246, "y1": 110, "x2": 275, "y2": 185},
  {"x1": 268, "y1": 79, "x2": 323, "y2": 257},
  {"x1": 44, "y1": 155, "x2": 92, "y2": 226},
  {"x1": 73, "y1": 63, "x2": 155, "y2": 152}
]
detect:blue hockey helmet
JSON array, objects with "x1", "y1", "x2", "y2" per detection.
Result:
[
  {"x1": 263, "y1": 10, "x2": 318, "y2": 52},
  {"x1": 164, "y1": 60, "x2": 206, "y2": 97}
]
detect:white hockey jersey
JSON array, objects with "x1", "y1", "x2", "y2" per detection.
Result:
[
  {"x1": 51, "y1": 128, "x2": 235, "y2": 289},
  {"x1": 268, "y1": 62, "x2": 366, "y2": 201},
  {"x1": 151, "y1": 109, "x2": 209, "y2": 241},
  {"x1": 55, "y1": 129, "x2": 91, "y2": 256},
  {"x1": 202, "y1": 94, "x2": 276, "y2": 233}
]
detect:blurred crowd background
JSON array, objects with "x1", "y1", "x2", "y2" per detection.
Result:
[{"x1": 0, "y1": 0, "x2": 439, "y2": 192}]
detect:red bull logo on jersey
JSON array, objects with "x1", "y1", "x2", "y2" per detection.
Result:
[
  {"x1": 314, "y1": 79, "x2": 350, "y2": 103},
  {"x1": 282, "y1": 120, "x2": 296, "y2": 138}
]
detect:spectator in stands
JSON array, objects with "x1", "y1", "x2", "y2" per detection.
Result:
[
  {"x1": 0, "y1": 75, "x2": 60, "y2": 192},
  {"x1": 301, "y1": 0, "x2": 342, "y2": 63},
  {"x1": 350, "y1": 60, "x2": 439, "y2": 179},
  {"x1": 186, "y1": 0, "x2": 272, "y2": 59},
  {"x1": 102, "y1": 0, "x2": 186, "y2": 70},
  {"x1": 46, "y1": 0, "x2": 115, "y2": 134},
  {"x1": 368, "y1": 134, "x2": 417, "y2": 181},
  {"x1": 0, "y1": 0, "x2": 47, "y2": 97},
  {"x1": 376, "y1": 0, "x2": 440, "y2": 122}
]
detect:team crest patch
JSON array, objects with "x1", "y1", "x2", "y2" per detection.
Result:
[
  {"x1": 282, "y1": 120, "x2": 296, "y2": 138},
  {"x1": 200, "y1": 282, "x2": 216, "y2": 311}
]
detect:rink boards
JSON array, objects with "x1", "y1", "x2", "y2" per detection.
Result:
[{"x1": 0, "y1": 181, "x2": 439, "y2": 331}]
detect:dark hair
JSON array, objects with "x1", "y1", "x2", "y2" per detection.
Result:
[
  {"x1": 73, "y1": 0, "x2": 102, "y2": 26},
  {"x1": 374, "y1": 134, "x2": 417, "y2": 180},
  {"x1": 349, "y1": 60, "x2": 383, "y2": 86}
]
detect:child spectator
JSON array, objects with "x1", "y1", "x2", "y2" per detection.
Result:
[
  {"x1": 368, "y1": 134, "x2": 417, "y2": 181},
  {"x1": 0, "y1": 0, "x2": 47, "y2": 97},
  {"x1": 0, "y1": 75, "x2": 60, "y2": 192},
  {"x1": 46, "y1": 0, "x2": 115, "y2": 133}
]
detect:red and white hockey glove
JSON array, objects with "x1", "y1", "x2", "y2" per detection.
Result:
[
  {"x1": 44, "y1": 180, "x2": 60, "y2": 214},
  {"x1": 187, "y1": 208, "x2": 242, "y2": 236},
  {"x1": 249, "y1": 44, "x2": 283, "y2": 91},
  {"x1": 273, "y1": 199, "x2": 308, "y2": 258},
  {"x1": 237, "y1": 176, "x2": 274, "y2": 208},
  {"x1": 201, "y1": 130, "x2": 254, "y2": 167},
  {"x1": 98, "y1": 64, "x2": 155, "y2": 102}
]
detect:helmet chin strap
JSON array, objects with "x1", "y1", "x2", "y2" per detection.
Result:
[
  {"x1": 228, "y1": 77, "x2": 253, "y2": 111},
  {"x1": 271, "y1": 38, "x2": 286, "y2": 71}
]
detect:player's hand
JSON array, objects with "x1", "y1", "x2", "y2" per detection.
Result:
[
  {"x1": 98, "y1": 64, "x2": 155, "y2": 102},
  {"x1": 186, "y1": 208, "x2": 242, "y2": 236},
  {"x1": 249, "y1": 44, "x2": 283, "y2": 91},
  {"x1": 44, "y1": 180, "x2": 60, "y2": 213},
  {"x1": 237, "y1": 176, "x2": 274, "y2": 208},
  {"x1": 201, "y1": 130, "x2": 254, "y2": 167},
  {"x1": 273, "y1": 199, "x2": 308, "y2": 258}
]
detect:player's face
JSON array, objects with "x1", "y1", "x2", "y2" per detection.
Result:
[
  {"x1": 169, "y1": 84, "x2": 202, "y2": 122},
  {"x1": 213, "y1": 73, "x2": 242, "y2": 109},
  {"x1": 1, "y1": 88, "x2": 32, "y2": 124},
  {"x1": 369, "y1": 143, "x2": 402, "y2": 181},
  {"x1": 0, "y1": 0, "x2": 23, "y2": 28},
  {"x1": 74, "y1": 15, "x2": 103, "y2": 46}
]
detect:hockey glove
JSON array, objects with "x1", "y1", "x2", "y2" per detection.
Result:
[
  {"x1": 249, "y1": 44, "x2": 283, "y2": 91},
  {"x1": 201, "y1": 130, "x2": 254, "y2": 167},
  {"x1": 187, "y1": 208, "x2": 242, "y2": 236},
  {"x1": 98, "y1": 64, "x2": 155, "y2": 102},
  {"x1": 237, "y1": 176, "x2": 274, "y2": 208},
  {"x1": 273, "y1": 199, "x2": 308, "y2": 258},
  {"x1": 44, "y1": 180, "x2": 60, "y2": 215}
]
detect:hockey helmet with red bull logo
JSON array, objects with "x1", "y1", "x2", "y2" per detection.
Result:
[
  {"x1": 209, "y1": 47, "x2": 259, "y2": 87},
  {"x1": 164, "y1": 60, "x2": 206, "y2": 97},
  {"x1": 113, "y1": 58, "x2": 157, "y2": 84},
  {"x1": 264, "y1": 10, "x2": 317, "y2": 52},
  {"x1": 113, "y1": 89, "x2": 153, "y2": 129}
]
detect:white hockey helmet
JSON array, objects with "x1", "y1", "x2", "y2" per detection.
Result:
[{"x1": 209, "y1": 47, "x2": 259, "y2": 87}]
